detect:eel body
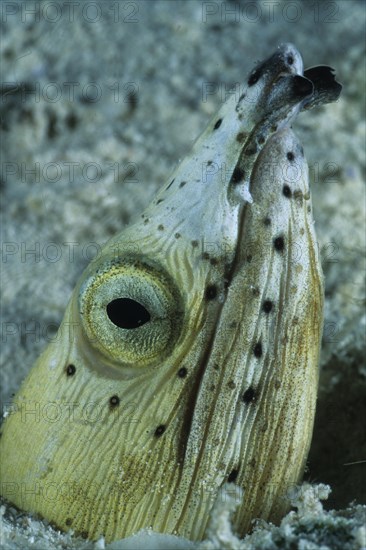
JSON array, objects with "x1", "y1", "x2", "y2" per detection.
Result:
[{"x1": 0, "y1": 44, "x2": 342, "y2": 542}]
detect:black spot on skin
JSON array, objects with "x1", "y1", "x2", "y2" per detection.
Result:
[
  {"x1": 65, "y1": 518, "x2": 73, "y2": 526},
  {"x1": 236, "y1": 132, "x2": 246, "y2": 143},
  {"x1": 230, "y1": 166, "x2": 245, "y2": 184},
  {"x1": 283, "y1": 185, "x2": 292, "y2": 198},
  {"x1": 66, "y1": 364, "x2": 76, "y2": 376},
  {"x1": 287, "y1": 151, "x2": 295, "y2": 161},
  {"x1": 271, "y1": 124, "x2": 278, "y2": 132},
  {"x1": 262, "y1": 300, "x2": 273, "y2": 313},
  {"x1": 174, "y1": 233, "x2": 181, "y2": 239},
  {"x1": 144, "y1": 218, "x2": 149, "y2": 225},
  {"x1": 205, "y1": 285, "x2": 218, "y2": 300},
  {"x1": 213, "y1": 118, "x2": 222, "y2": 130},
  {"x1": 207, "y1": 160, "x2": 213, "y2": 166},
  {"x1": 210, "y1": 258, "x2": 219, "y2": 266},
  {"x1": 158, "y1": 224, "x2": 164, "y2": 231},
  {"x1": 274, "y1": 235, "x2": 285, "y2": 252},
  {"x1": 286, "y1": 54, "x2": 294, "y2": 65},
  {"x1": 154, "y1": 425, "x2": 166, "y2": 437},
  {"x1": 239, "y1": 93, "x2": 245, "y2": 101},
  {"x1": 307, "y1": 205, "x2": 311, "y2": 213},
  {"x1": 242, "y1": 386, "x2": 257, "y2": 403},
  {"x1": 166, "y1": 178, "x2": 175, "y2": 190},
  {"x1": 81, "y1": 531, "x2": 89, "y2": 540},
  {"x1": 253, "y1": 342, "x2": 262, "y2": 358},
  {"x1": 191, "y1": 240, "x2": 199, "y2": 248},
  {"x1": 109, "y1": 395, "x2": 120, "y2": 409},
  {"x1": 263, "y1": 217, "x2": 271, "y2": 226},
  {"x1": 228, "y1": 469, "x2": 239, "y2": 482},
  {"x1": 178, "y1": 367, "x2": 187, "y2": 378},
  {"x1": 179, "y1": 181, "x2": 187, "y2": 188},
  {"x1": 156, "y1": 199, "x2": 164, "y2": 204},
  {"x1": 202, "y1": 252, "x2": 210, "y2": 260},
  {"x1": 248, "y1": 69, "x2": 260, "y2": 86},
  {"x1": 246, "y1": 144, "x2": 258, "y2": 155}
]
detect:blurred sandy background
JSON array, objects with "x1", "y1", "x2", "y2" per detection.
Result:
[{"x1": 1, "y1": 0, "x2": 365, "y2": 548}]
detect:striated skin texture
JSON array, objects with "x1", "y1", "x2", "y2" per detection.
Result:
[{"x1": 0, "y1": 45, "x2": 341, "y2": 542}]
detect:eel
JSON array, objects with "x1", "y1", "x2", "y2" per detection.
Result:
[{"x1": 0, "y1": 43, "x2": 342, "y2": 542}]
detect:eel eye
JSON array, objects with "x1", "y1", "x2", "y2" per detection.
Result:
[
  {"x1": 79, "y1": 258, "x2": 183, "y2": 368},
  {"x1": 106, "y1": 298, "x2": 151, "y2": 329}
]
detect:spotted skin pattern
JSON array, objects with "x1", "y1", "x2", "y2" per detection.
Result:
[{"x1": 0, "y1": 44, "x2": 341, "y2": 542}]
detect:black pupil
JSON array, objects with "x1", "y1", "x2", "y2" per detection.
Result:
[{"x1": 106, "y1": 298, "x2": 150, "y2": 329}]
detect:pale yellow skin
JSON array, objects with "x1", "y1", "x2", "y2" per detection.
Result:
[{"x1": 1, "y1": 45, "x2": 326, "y2": 542}]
